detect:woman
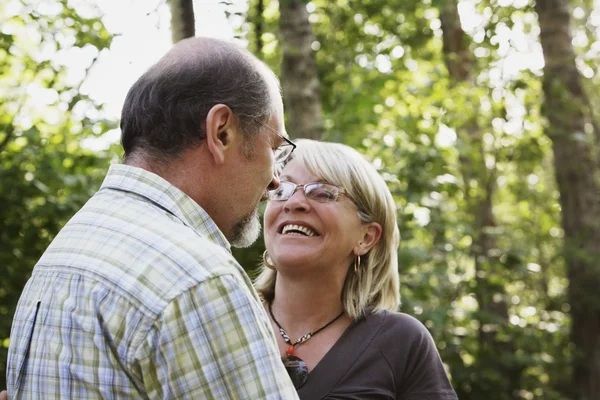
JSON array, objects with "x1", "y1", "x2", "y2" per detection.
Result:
[{"x1": 256, "y1": 139, "x2": 457, "y2": 399}]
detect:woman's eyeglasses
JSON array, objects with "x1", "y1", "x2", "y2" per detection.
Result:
[{"x1": 269, "y1": 181, "x2": 348, "y2": 203}]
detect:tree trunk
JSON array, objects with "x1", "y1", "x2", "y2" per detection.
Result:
[
  {"x1": 440, "y1": 0, "x2": 520, "y2": 395},
  {"x1": 279, "y1": 0, "x2": 323, "y2": 139},
  {"x1": 255, "y1": 0, "x2": 264, "y2": 57},
  {"x1": 169, "y1": 0, "x2": 195, "y2": 43},
  {"x1": 535, "y1": 1, "x2": 600, "y2": 399}
]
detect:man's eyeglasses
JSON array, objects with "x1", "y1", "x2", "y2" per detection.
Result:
[
  {"x1": 255, "y1": 119, "x2": 296, "y2": 175},
  {"x1": 274, "y1": 134, "x2": 296, "y2": 165},
  {"x1": 269, "y1": 181, "x2": 347, "y2": 203}
]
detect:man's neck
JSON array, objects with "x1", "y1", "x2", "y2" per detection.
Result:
[{"x1": 125, "y1": 150, "x2": 233, "y2": 240}]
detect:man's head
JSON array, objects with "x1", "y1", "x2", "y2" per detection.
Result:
[
  {"x1": 120, "y1": 37, "x2": 291, "y2": 247},
  {"x1": 120, "y1": 36, "x2": 282, "y2": 164}
]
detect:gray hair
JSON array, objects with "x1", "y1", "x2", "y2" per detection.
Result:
[{"x1": 120, "y1": 37, "x2": 281, "y2": 164}]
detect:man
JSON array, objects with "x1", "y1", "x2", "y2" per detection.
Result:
[{"x1": 5, "y1": 37, "x2": 299, "y2": 399}]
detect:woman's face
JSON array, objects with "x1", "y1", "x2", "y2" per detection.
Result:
[{"x1": 263, "y1": 158, "x2": 368, "y2": 278}]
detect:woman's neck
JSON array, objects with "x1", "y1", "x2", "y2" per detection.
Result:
[{"x1": 270, "y1": 272, "x2": 346, "y2": 339}]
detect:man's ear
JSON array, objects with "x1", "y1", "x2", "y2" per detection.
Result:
[
  {"x1": 205, "y1": 104, "x2": 238, "y2": 165},
  {"x1": 354, "y1": 222, "x2": 382, "y2": 256}
]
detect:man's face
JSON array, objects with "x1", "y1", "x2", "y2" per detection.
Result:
[{"x1": 229, "y1": 111, "x2": 290, "y2": 248}]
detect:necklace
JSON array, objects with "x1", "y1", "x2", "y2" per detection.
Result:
[
  {"x1": 268, "y1": 302, "x2": 345, "y2": 389},
  {"x1": 268, "y1": 302, "x2": 344, "y2": 356}
]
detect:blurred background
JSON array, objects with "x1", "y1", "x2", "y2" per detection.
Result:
[{"x1": 1, "y1": 0, "x2": 599, "y2": 399}]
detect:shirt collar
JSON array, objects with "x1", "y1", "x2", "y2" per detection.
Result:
[{"x1": 100, "y1": 163, "x2": 231, "y2": 252}]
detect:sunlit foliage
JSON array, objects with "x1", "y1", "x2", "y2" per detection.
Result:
[
  {"x1": 235, "y1": 0, "x2": 597, "y2": 398},
  {"x1": 1, "y1": 0, "x2": 599, "y2": 398},
  {"x1": 0, "y1": 0, "x2": 116, "y2": 388}
]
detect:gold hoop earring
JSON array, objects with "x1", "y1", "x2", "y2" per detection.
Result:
[
  {"x1": 354, "y1": 254, "x2": 361, "y2": 275},
  {"x1": 263, "y1": 250, "x2": 276, "y2": 270}
]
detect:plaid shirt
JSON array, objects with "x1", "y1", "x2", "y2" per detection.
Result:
[{"x1": 7, "y1": 164, "x2": 298, "y2": 399}]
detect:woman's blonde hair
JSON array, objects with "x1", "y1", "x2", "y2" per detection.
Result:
[{"x1": 254, "y1": 139, "x2": 400, "y2": 319}]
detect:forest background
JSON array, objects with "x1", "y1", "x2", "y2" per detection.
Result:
[{"x1": 1, "y1": 0, "x2": 600, "y2": 399}]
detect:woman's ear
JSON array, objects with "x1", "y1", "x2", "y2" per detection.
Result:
[{"x1": 354, "y1": 222, "x2": 382, "y2": 256}]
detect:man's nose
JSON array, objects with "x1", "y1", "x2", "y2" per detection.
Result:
[{"x1": 267, "y1": 173, "x2": 281, "y2": 191}]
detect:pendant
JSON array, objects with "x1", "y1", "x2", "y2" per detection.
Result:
[
  {"x1": 286, "y1": 345, "x2": 295, "y2": 356},
  {"x1": 281, "y1": 354, "x2": 309, "y2": 389}
]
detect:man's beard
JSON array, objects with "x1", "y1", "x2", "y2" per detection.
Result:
[{"x1": 230, "y1": 206, "x2": 261, "y2": 248}]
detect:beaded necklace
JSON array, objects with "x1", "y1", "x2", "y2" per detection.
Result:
[{"x1": 268, "y1": 302, "x2": 344, "y2": 356}]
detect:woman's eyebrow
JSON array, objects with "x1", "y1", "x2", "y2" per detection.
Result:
[{"x1": 279, "y1": 177, "x2": 329, "y2": 184}]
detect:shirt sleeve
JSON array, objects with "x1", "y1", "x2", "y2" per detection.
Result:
[
  {"x1": 392, "y1": 315, "x2": 458, "y2": 400},
  {"x1": 136, "y1": 274, "x2": 299, "y2": 400}
]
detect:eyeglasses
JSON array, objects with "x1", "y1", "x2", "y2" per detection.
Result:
[
  {"x1": 269, "y1": 181, "x2": 347, "y2": 203},
  {"x1": 274, "y1": 134, "x2": 296, "y2": 165},
  {"x1": 255, "y1": 119, "x2": 296, "y2": 167},
  {"x1": 272, "y1": 136, "x2": 295, "y2": 178}
]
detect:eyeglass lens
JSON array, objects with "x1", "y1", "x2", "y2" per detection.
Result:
[
  {"x1": 271, "y1": 182, "x2": 339, "y2": 202},
  {"x1": 275, "y1": 146, "x2": 293, "y2": 163}
]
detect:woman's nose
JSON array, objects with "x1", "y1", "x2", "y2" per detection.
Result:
[{"x1": 283, "y1": 187, "x2": 310, "y2": 213}]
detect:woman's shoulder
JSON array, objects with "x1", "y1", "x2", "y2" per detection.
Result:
[
  {"x1": 366, "y1": 309, "x2": 434, "y2": 343},
  {"x1": 361, "y1": 310, "x2": 458, "y2": 399},
  {"x1": 368, "y1": 309, "x2": 429, "y2": 330}
]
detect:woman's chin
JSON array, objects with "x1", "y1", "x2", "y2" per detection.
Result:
[{"x1": 273, "y1": 255, "x2": 319, "y2": 273}]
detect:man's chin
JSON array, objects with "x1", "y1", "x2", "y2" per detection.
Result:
[{"x1": 230, "y1": 209, "x2": 261, "y2": 248}]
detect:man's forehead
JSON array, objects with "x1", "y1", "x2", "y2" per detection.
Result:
[{"x1": 264, "y1": 113, "x2": 287, "y2": 137}]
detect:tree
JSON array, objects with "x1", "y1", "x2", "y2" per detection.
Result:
[
  {"x1": 3, "y1": 1, "x2": 599, "y2": 397},
  {"x1": 255, "y1": 0, "x2": 265, "y2": 56},
  {"x1": 279, "y1": 0, "x2": 323, "y2": 139},
  {"x1": 169, "y1": 0, "x2": 195, "y2": 42},
  {"x1": 297, "y1": 1, "x2": 572, "y2": 397},
  {"x1": 535, "y1": 1, "x2": 600, "y2": 398},
  {"x1": 440, "y1": 1, "x2": 519, "y2": 396}
]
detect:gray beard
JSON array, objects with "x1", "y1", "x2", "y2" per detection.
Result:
[{"x1": 230, "y1": 207, "x2": 261, "y2": 248}]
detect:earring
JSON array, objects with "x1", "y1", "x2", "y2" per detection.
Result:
[
  {"x1": 354, "y1": 254, "x2": 361, "y2": 275},
  {"x1": 263, "y1": 250, "x2": 276, "y2": 270}
]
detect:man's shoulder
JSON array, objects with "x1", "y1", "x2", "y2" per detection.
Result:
[
  {"x1": 99, "y1": 230, "x2": 245, "y2": 312},
  {"x1": 78, "y1": 184, "x2": 235, "y2": 265},
  {"x1": 39, "y1": 192, "x2": 245, "y2": 316}
]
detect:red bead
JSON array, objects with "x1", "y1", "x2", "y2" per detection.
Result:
[{"x1": 286, "y1": 345, "x2": 295, "y2": 356}]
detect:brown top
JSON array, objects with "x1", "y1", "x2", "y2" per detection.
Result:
[{"x1": 296, "y1": 310, "x2": 458, "y2": 400}]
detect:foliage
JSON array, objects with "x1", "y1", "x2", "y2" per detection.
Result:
[
  {"x1": 1, "y1": 0, "x2": 599, "y2": 398},
  {"x1": 0, "y1": 0, "x2": 115, "y2": 388},
  {"x1": 232, "y1": 0, "x2": 597, "y2": 398}
]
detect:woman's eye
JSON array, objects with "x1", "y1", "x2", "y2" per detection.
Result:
[
  {"x1": 270, "y1": 188, "x2": 284, "y2": 199},
  {"x1": 312, "y1": 190, "x2": 335, "y2": 200}
]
